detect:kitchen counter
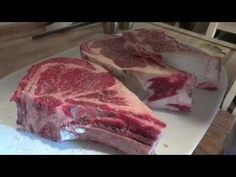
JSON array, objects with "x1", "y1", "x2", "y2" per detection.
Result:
[{"x1": 0, "y1": 23, "x2": 104, "y2": 79}]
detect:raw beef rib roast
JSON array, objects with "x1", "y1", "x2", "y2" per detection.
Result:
[
  {"x1": 11, "y1": 57, "x2": 166, "y2": 154},
  {"x1": 123, "y1": 29, "x2": 221, "y2": 90},
  {"x1": 80, "y1": 37, "x2": 196, "y2": 112}
]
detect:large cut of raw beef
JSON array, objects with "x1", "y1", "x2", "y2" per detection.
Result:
[
  {"x1": 123, "y1": 29, "x2": 221, "y2": 90},
  {"x1": 80, "y1": 36, "x2": 196, "y2": 112},
  {"x1": 10, "y1": 57, "x2": 166, "y2": 154}
]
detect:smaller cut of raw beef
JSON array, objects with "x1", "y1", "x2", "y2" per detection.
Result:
[
  {"x1": 10, "y1": 57, "x2": 166, "y2": 154},
  {"x1": 123, "y1": 29, "x2": 221, "y2": 90},
  {"x1": 80, "y1": 36, "x2": 196, "y2": 112}
]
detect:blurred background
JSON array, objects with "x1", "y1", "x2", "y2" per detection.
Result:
[
  {"x1": 165, "y1": 22, "x2": 236, "y2": 43},
  {"x1": 1, "y1": 22, "x2": 236, "y2": 43}
]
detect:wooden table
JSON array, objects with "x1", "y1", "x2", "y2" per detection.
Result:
[{"x1": 0, "y1": 22, "x2": 235, "y2": 154}]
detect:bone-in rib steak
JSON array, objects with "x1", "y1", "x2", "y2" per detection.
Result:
[
  {"x1": 10, "y1": 57, "x2": 166, "y2": 154},
  {"x1": 123, "y1": 29, "x2": 221, "y2": 90},
  {"x1": 80, "y1": 36, "x2": 196, "y2": 112}
]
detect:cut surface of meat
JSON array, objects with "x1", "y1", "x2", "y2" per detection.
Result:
[
  {"x1": 80, "y1": 37, "x2": 196, "y2": 112},
  {"x1": 10, "y1": 57, "x2": 166, "y2": 154},
  {"x1": 123, "y1": 29, "x2": 221, "y2": 90}
]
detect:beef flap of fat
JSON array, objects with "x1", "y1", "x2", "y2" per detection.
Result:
[
  {"x1": 80, "y1": 36, "x2": 196, "y2": 112},
  {"x1": 10, "y1": 57, "x2": 166, "y2": 155},
  {"x1": 123, "y1": 29, "x2": 221, "y2": 90}
]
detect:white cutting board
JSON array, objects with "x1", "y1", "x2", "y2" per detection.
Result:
[{"x1": 0, "y1": 47, "x2": 228, "y2": 155}]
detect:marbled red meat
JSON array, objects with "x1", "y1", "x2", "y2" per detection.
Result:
[
  {"x1": 89, "y1": 36, "x2": 165, "y2": 68},
  {"x1": 148, "y1": 74, "x2": 189, "y2": 101},
  {"x1": 123, "y1": 29, "x2": 221, "y2": 90},
  {"x1": 80, "y1": 36, "x2": 196, "y2": 112},
  {"x1": 11, "y1": 57, "x2": 166, "y2": 154}
]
